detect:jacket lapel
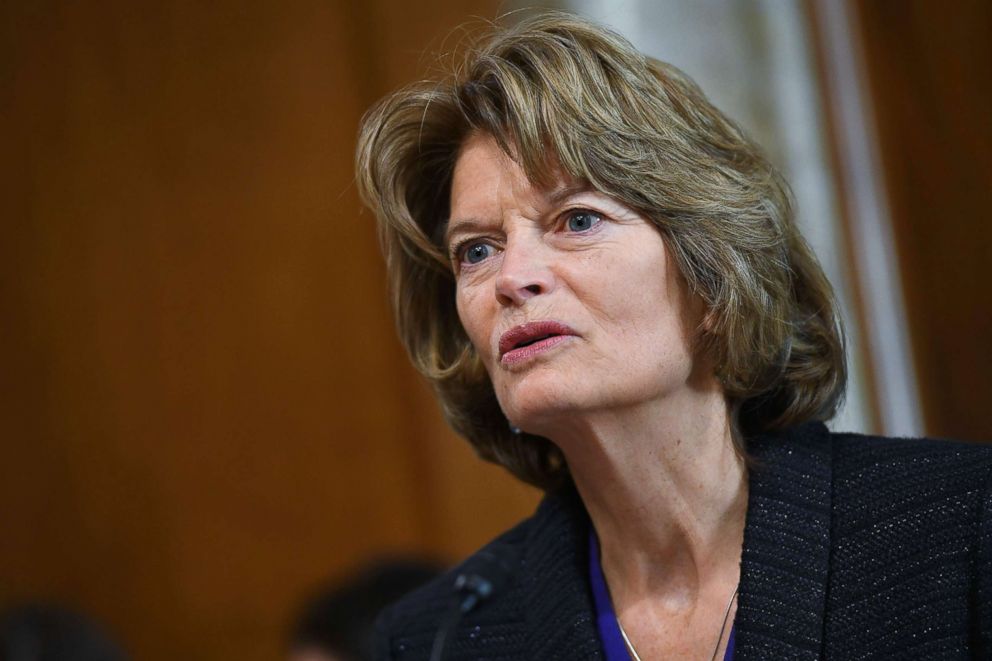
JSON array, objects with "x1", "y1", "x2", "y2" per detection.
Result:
[
  {"x1": 735, "y1": 421, "x2": 833, "y2": 660},
  {"x1": 518, "y1": 484, "x2": 604, "y2": 659}
]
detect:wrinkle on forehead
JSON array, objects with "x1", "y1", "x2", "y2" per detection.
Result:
[{"x1": 448, "y1": 133, "x2": 590, "y2": 234}]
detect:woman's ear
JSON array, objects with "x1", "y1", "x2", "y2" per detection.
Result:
[
  {"x1": 690, "y1": 301, "x2": 726, "y2": 383},
  {"x1": 688, "y1": 286, "x2": 718, "y2": 344},
  {"x1": 699, "y1": 307, "x2": 719, "y2": 335}
]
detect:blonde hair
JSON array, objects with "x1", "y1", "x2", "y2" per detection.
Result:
[{"x1": 356, "y1": 11, "x2": 846, "y2": 490}]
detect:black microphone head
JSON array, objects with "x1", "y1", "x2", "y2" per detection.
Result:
[
  {"x1": 430, "y1": 541, "x2": 523, "y2": 661},
  {"x1": 452, "y1": 541, "x2": 522, "y2": 612}
]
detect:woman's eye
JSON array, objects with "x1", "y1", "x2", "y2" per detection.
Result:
[
  {"x1": 566, "y1": 210, "x2": 603, "y2": 232},
  {"x1": 461, "y1": 242, "x2": 494, "y2": 265}
]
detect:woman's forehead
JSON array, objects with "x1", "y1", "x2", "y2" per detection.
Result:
[{"x1": 451, "y1": 134, "x2": 587, "y2": 207}]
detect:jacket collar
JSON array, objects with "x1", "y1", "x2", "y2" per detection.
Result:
[
  {"x1": 517, "y1": 480, "x2": 602, "y2": 658},
  {"x1": 736, "y1": 421, "x2": 833, "y2": 660},
  {"x1": 514, "y1": 421, "x2": 833, "y2": 659}
]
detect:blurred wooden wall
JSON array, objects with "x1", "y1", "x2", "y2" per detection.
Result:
[
  {"x1": 0, "y1": 2, "x2": 539, "y2": 660},
  {"x1": 852, "y1": 0, "x2": 992, "y2": 442}
]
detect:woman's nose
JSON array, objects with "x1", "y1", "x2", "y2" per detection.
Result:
[{"x1": 494, "y1": 237, "x2": 555, "y2": 306}]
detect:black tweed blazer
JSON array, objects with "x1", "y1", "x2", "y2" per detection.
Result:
[{"x1": 375, "y1": 422, "x2": 992, "y2": 659}]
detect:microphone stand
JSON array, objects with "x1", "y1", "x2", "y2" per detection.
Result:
[{"x1": 428, "y1": 544, "x2": 520, "y2": 661}]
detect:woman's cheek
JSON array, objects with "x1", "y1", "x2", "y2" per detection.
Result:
[{"x1": 456, "y1": 287, "x2": 494, "y2": 364}]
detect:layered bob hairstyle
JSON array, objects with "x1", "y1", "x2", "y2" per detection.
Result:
[{"x1": 356, "y1": 11, "x2": 846, "y2": 491}]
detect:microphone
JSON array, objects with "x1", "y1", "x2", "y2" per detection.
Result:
[{"x1": 428, "y1": 542, "x2": 522, "y2": 661}]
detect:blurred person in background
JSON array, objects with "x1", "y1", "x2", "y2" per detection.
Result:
[
  {"x1": 288, "y1": 559, "x2": 442, "y2": 661},
  {"x1": 0, "y1": 603, "x2": 127, "y2": 661},
  {"x1": 355, "y1": 10, "x2": 992, "y2": 660}
]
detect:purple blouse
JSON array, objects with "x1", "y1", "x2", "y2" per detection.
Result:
[{"x1": 588, "y1": 531, "x2": 736, "y2": 661}]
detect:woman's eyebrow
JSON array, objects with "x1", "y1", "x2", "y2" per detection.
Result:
[
  {"x1": 443, "y1": 218, "x2": 489, "y2": 249},
  {"x1": 546, "y1": 182, "x2": 593, "y2": 207}
]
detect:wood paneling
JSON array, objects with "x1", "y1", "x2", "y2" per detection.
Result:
[
  {"x1": 853, "y1": 0, "x2": 992, "y2": 441},
  {"x1": 0, "y1": 2, "x2": 537, "y2": 659}
]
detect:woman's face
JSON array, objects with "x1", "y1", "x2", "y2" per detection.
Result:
[{"x1": 448, "y1": 133, "x2": 705, "y2": 434}]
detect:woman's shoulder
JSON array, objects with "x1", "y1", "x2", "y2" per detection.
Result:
[
  {"x1": 827, "y1": 429, "x2": 992, "y2": 491},
  {"x1": 824, "y1": 428, "x2": 992, "y2": 546},
  {"x1": 750, "y1": 422, "x2": 992, "y2": 517}
]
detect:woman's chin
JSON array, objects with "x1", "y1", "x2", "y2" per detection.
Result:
[{"x1": 500, "y1": 388, "x2": 589, "y2": 435}]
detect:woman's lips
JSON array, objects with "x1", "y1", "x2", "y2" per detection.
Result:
[
  {"x1": 498, "y1": 321, "x2": 578, "y2": 366},
  {"x1": 501, "y1": 334, "x2": 574, "y2": 366}
]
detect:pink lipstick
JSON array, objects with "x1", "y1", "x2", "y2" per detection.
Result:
[{"x1": 498, "y1": 321, "x2": 578, "y2": 366}]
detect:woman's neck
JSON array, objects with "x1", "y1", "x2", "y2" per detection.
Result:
[{"x1": 549, "y1": 383, "x2": 747, "y2": 606}]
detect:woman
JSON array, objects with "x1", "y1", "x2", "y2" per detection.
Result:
[{"x1": 355, "y1": 12, "x2": 992, "y2": 660}]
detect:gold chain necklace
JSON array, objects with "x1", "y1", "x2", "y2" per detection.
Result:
[{"x1": 616, "y1": 584, "x2": 739, "y2": 661}]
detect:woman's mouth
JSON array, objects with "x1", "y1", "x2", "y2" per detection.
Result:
[{"x1": 498, "y1": 321, "x2": 578, "y2": 366}]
